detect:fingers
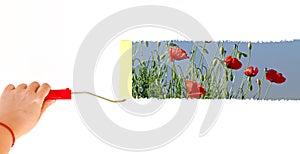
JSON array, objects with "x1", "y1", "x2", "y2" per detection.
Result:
[
  {"x1": 16, "y1": 83, "x2": 27, "y2": 90},
  {"x1": 4, "y1": 84, "x2": 15, "y2": 91},
  {"x1": 27, "y1": 81, "x2": 40, "y2": 93},
  {"x1": 41, "y1": 100, "x2": 55, "y2": 115},
  {"x1": 36, "y1": 83, "x2": 51, "y2": 100},
  {"x1": 1, "y1": 84, "x2": 15, "y2": 97},
  {"x1": 2, "y1": 82, "x2": 52, "y2": 104}
]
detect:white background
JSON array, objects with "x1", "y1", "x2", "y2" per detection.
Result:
[{"x1": 1, "y1": 0, "x2": 300, "y2": 153}]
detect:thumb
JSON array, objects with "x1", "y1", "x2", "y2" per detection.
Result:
[{"x1": 41, "y1": 100, "x2": 56, "y2": 115}]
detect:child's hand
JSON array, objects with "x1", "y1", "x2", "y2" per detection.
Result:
[{"x1": 0, "y1": 82, "x2": 55, "y2": 139}]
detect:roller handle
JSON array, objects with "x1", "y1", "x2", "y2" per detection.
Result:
[{"x1": 45, "y1": 88, "x2": 72, "y2": 100}]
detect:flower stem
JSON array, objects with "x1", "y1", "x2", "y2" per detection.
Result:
[
  {"x1": 263, "y1": 82, "x2": 272, "y2": 99},
  {"x1": 246, "y1": 48, "x2": 252, "y2": 68},
  {"x1": 228, "y1": 70, "x2": 237, "y2": 98},
  {"x1": 258, "y1": 69, "x2": 267, "y2": 100},
  {"x1": 234, "y1": 46, "x2": 252, "y2": 98},
  {"x1": 171, "y1": 62, "x2": 177, "y2": 97},
  {"x1": 244, "y1": 77, "x2": 252, "y2": 99},
  {"x1": 204, "y1": 44, "x2": 219, "y2": 96},
  {"x1": 256, "y1": 86, "x2": 261, "y2": 100},
  {"x1": 235, "y1": 75, "x2": 246, "y2": 98}
]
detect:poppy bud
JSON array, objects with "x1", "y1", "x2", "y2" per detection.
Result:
[
  {"x1": 230, "y1": 74, "x2": 234, "y2": 81},
  {"x1": 225, "y1": 69, "x2": 228, "y2": 76},
  {"x1": 145, "y1": 41, "x2": 149, "y2": 47},
  {"x1": 256, "y1": 79, "x2": 262, "y2": 86},
  {"x1": 250, "y1": 84, "x2": 253, "y2": 91},
  {"x1": 192, "y1": 49, "x2": 196, "y2": 54},
  {"x1": 225, "y1": 70, "x2": 229, "y2": 81},
  {"x1": 220, "y1": 46, "x2": 225, "y2": 55},
  {"x1": 248, "y1": 76, "x2": 252, "y2": 82},
  {"x1": 200, "y1": 75, "x2": 204, "y2": 81},
  {"x1": 202, "y1": 48, "x2": 209, "y2": 54},
  {"x1": 157, "y1": 41, "x2": 161, "y2": 47},
  {"x1": 172, "y1": 71, "x2": 176, "y2": 79},
  {"x1": 212, "y1": 58, "x2": 218, "y2": 66},
  {"x1": 225, "y1": 91, "x2": 229, "y2": 98},
  {"x1": 234, "y1": 44, "x2": 238, "y2": 49},
  {"x1": 248, "y1": 42, "x2": 252, "y2": 50},
  {"x1": 151, "y1": 61, "x2": 155, "y2": 67},
  {"x1": 237, "y1": 52, "x2": 242, "y2": 59}
]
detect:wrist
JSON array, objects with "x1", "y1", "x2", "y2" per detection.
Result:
[{"x1": 0, "y1": 122, "x2": 15, "y2": 147}]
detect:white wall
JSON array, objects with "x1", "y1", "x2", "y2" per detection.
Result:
[{"x1": 0, "y1": 0, "x2": 299, "y2": 154}]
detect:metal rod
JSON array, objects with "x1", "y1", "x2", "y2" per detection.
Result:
[{"x1": 72, "y1": 91, "x2": 126, "y2": 103}]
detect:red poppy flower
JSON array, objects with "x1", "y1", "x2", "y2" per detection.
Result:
[
  {"x1": 169, "y1": 46, "x2": 189, "y2": 62},
  {"x1": 224, "y1": 56, "x2": 242, "y2": 70},
  {"x1": 266, "y1": 69, "x2": 286, "y2": 84},
  {"x1": 188, "y1": 93, "x2": 204, "y2": 99},
  {"x1": 244, "y1": 66, "x2": 259, "y2": 77},
  {"x1": 186, "y1": 80, "x2": 206, "y2": 99}
]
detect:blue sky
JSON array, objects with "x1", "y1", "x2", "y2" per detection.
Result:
[{"x1": 133, "y1": 40, "x2": 300, "y2": 100}]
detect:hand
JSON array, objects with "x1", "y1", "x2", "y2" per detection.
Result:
[{"x1": 0, "y1": 82, "x2": 55, "y2": 139}]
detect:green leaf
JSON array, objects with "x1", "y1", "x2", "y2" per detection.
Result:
[{"x1": 241, "y1": 52, "x2": 248, "y2": 58}]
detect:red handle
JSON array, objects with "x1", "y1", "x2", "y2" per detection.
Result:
[{"x1": 45, "y1": 88, "x2": 72, "y2": 100}]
